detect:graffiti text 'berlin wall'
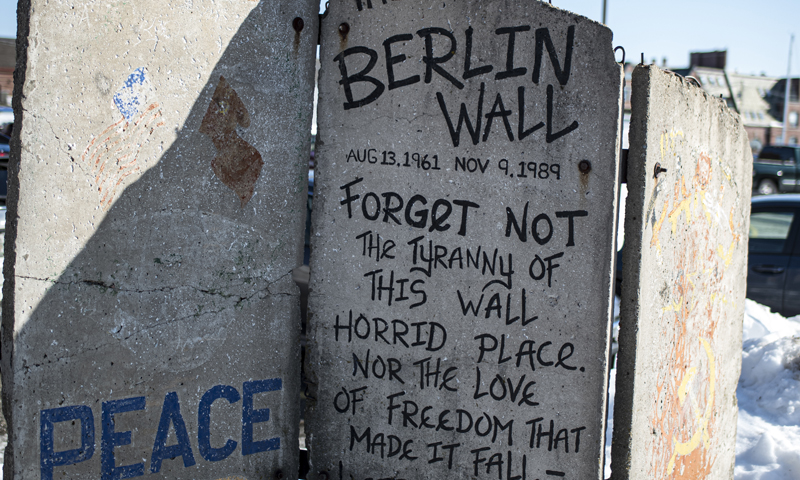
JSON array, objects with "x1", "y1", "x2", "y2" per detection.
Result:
[{"x1": 307, "y1": 1, "x2": 623, "y2": 479}]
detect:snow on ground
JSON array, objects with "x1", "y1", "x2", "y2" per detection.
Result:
[
  {"x1": 604, "y1": 299, "x2": 800, "y2": 479},
  {"x1": 603, "y1": 296, "x2": 620, "y2": 479},
  {"x1": 735, "y1": 301, "x2": 800, "y2": 479}
]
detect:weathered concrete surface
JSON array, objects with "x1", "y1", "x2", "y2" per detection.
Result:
[
  {"x1": 611, "y1": 66, "x2": 752, "y2": 479},
  {"x1": 307, "y1": 1, "x2": 622, "y2": 479},
  {"x1": 3, "y1": 1, "x2": 316, "y2": 479}
]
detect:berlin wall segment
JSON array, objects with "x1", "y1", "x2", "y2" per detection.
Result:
[
  {"x1": 307, "y1": 1, "x2": 623, "y2": 479},
  {"x1": 4, "y1": 1, "x2": 317, "y2": 479},
  {"x1": 611, "y1": 66, "x2": 752, "y2": 479}
]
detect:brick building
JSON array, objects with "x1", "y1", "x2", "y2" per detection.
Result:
[{"x1": 0, "y1": 38, "x2": 13, "y2": 106}]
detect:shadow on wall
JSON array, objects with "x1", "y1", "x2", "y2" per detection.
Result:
[{"x1": 2, "y1": 2, "x2": 316, "y2": 479}]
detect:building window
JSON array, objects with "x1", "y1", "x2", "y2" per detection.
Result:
[
  {"x1": 791, "y1": 137, "x2": 798, "y2": 145},
  {"x1": 790, "y1": 111, "x2": 799, "y2": 127}
]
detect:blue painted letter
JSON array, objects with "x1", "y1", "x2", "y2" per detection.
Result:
[
  {"x1": 40, "y1": 405, "x2": 95, "y2": 480},
  {"x1": 150, "y1": 392, "x2": 196, "y2": 473},
  {"x1": 198, "y1": 385, "x2": 241, "y2": 462},
  {"x1": 102, "y1": 397, "x2": 145, "y2": 480},
  {"x1": 242, "y1": 378, "x2": 282, "y2": 455}
]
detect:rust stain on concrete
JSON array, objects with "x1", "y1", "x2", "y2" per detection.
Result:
[{"x1": 200, "y1": 76, "x2": 264, "y2": 207}]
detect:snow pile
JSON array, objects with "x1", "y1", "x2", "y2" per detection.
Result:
[
  {"x1": 604, "y1": 368, "x2": 616, "y2": 479},
  {"x1": 735, "y1": 301, "x2": 800, "y2": 479},
  {"x1": 741, "y1": 300, "x2": 800, "y2": 341}
]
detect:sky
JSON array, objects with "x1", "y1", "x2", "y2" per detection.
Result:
[
  {"x1": 555, "y1": 0, "x2": 799, "y2": 77},
  {"x1": 0, "y1": 0, "x2": 798, "y2": 78}
]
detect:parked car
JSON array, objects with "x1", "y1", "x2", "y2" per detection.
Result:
[
  {"x1": 615, "y1": 194, "x2": 800, "y2": 317},
  {"x1": 753, "y1": 145, "x2": 800, "y2": 195},
  {"x1": 747, "y1": 194, "x2": 800, "y2": 317},
  {"x1": 0, "y1": 131, "x2": 8, "y2": 159}
]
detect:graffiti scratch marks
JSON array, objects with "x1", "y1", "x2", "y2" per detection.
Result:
[
  {"x1": 200, "y1": 76, "x2": 264, "y2": 207},
  {"x1": 82, "y1": 68, "x2": 165, "y2": 209}
]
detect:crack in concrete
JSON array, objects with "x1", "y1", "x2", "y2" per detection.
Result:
[
  {"x1": 34, "y1": 113, "x2": 91, "y2": 177},
  {"x1": 15, "y1": 262, "x2": 297, "y2": 369},
  {"x1": 22, "y1": 339, "x2": 117, "y2": 371},
  {"x1": 16, "y1": 269, "x2": 296, "y2": 298}
]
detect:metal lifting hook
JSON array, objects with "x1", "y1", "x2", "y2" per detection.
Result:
[
  {"x1": 685, "y1": 76, "x2": 702, "y2": 88},
  {"x1": 614, "y1": 46, "x2": 626, "y2": 65}
]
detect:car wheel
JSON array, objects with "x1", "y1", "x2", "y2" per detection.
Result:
[{"x1": 757, "y1": 179, "x2": 778, "y2": 195}]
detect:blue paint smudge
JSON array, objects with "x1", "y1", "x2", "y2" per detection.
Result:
[{"x1": 113, "y1": 68, "x2": 148, "y2": 121}]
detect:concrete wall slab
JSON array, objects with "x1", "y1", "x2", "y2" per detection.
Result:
[
  {"x1": 611, "y1": 65, "x2": 752, "y2": 479},
  {"x1": 3, "y1": 1, "x2": 317, "y2": 478},
  {"x1": 308, "y1": 1, "x2": 623, "y2": 479}
]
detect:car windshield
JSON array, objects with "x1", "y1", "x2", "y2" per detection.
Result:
[
  {"x1": 758, "y1": 147, "x2": 795, "y2": 162},
  {"x1": 749, "y1": 211, "x2": 795, "y2": 254}
]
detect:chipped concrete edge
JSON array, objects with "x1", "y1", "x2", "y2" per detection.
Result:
[{"x1": 2, "y1": 0, "x2": 32, "y2": 478}]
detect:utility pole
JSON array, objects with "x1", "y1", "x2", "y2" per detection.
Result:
[
  {"x1": 782, "y1": 34, "x2": 794, "y2": 145},
  {"x1": 602, "y1": 0, "x2": 607, "y2": 24}
]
